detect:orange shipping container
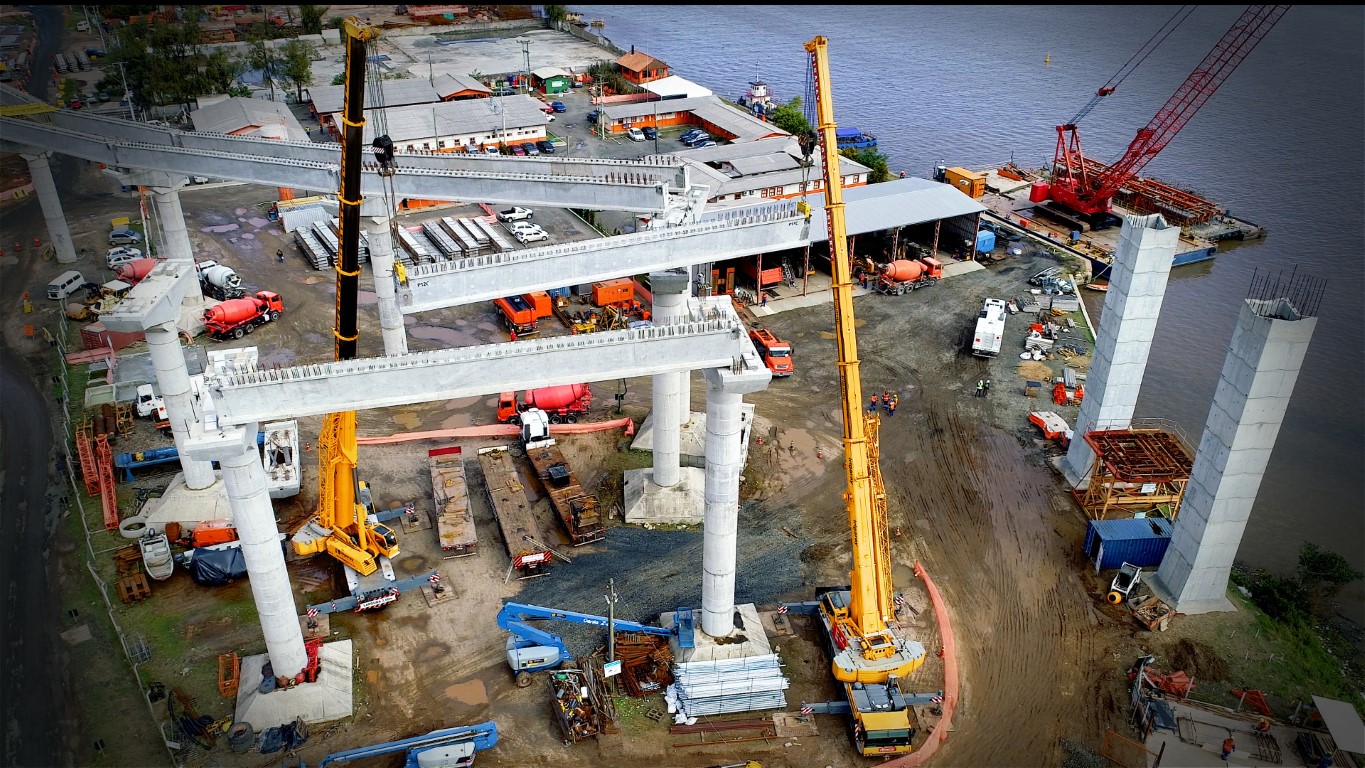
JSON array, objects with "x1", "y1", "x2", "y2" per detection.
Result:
[
  {"x1": 524, "y1": 291, "x2": 553, "y2": 318},
  {"x1": 592, "y1": 278, "x2": 634, "y2": 306}
]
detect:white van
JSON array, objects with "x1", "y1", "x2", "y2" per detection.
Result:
[
  {"x1": 626, "y1": 127, "x2": 646, "y2": 142},
  {"x1": 47, "y1": 270, "x2": 88, "y2": 300}
]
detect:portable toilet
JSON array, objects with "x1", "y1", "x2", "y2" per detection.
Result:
[{"x1": 975, "y1": 230, "x2": 996, "y2": 254}]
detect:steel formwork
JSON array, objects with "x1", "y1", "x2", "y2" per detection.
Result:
[{"x1": 1073, "y1": 426, "x2": 1193, "y2": 521}]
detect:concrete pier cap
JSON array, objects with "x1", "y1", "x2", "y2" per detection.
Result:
[{"x1": 700, "y1": 359, "x2": 771, "y2": 639}]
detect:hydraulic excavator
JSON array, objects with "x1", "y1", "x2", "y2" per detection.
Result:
[
  {"x1": 290, "y1": 18, "x2": 401, "y2": 591},
  {"x1": 795, "y1": 36, "x2": 929, "y2": 757}
]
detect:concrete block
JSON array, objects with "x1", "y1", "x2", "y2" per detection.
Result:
[{"x1": 623, "y1": 466, "x2": 706, "y2": 525}]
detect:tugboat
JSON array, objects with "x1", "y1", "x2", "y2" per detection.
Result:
[
  {"x1": 737, "y1": 78, "x2": 776, "y2": 118},
  {"x1": 835, "y1": 127, "x2": 877, "y2": 150}
]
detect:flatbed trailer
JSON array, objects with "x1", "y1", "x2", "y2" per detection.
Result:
[
  {"x1": 477, "y1": 446, "x2": 553, "y2": 578},
  {"x1": 523, "y1": 438, "x2": 605, "y2": 546},
  {"x1": 428, "y1": 446, "x2": 478, "y2": 559}
]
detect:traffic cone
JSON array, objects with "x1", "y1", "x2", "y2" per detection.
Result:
[
  {"x1": 304, "y1": 442, "x2": 311, "y2": 452},
  {"x1": 33, "y1": 236, "x2": 41, "y2": 248}
]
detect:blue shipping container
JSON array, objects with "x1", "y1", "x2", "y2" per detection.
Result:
[
  {"x1": 1083, "y1": 517, "x2": 1173, "y2": 572},
  {"x1": 546, "y1": 286, "x2": 571, "y2": 299},
  {"x1": 975, "y1": 230, "x2": 996, "y2": 253}
]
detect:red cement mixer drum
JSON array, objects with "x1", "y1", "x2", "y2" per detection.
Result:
[
  {"x1": 881, "y1": 259, "x2": 925, "y2": 282},
  {"x1": 115, "y1": 257, "x2": 159, "y2": 284},
  {"x1": 203, "y1": 297, "x2": 265, "y2": 325},
  {"x1": 524, "y1": 383, "x2": 591, "y2": 410}
]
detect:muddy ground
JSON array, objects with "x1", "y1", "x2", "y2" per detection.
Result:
[{"x1": 0, "y1": 152, "x2": 1236, "y2": 768}]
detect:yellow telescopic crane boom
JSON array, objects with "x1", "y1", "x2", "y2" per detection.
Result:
[{"x1": 805, "y1": 34, "x2": 924, "y2": 686}]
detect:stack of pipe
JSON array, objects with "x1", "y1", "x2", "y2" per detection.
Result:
[{"x1": 668, "y1": 654, "x2": 788, "y2": 716}]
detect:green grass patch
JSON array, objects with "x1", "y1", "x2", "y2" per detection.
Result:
[{"x1": 610, "y1": 694, "x2": 663, "y2": 735}]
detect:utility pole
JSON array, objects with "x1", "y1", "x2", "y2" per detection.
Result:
[
  {"x1": 518, "y1": 37, "x2": 531, "y2": 95},
  {"x1": 606, "y1": 578, "x2": 617, "y2": 663}
]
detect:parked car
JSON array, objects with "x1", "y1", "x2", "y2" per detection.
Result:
[
  {"x1": 586, "y1": 109, "x2": 600, "y2": 123},
  {"x1": 545, "y1": 114, "x2": 555, "y2": 122},
  {"x1": 683, "y1": 132, "x2": 711, "y2": 147},
  {"x1": 642, "y1": 126, "x2": 657, "y2": 140},
  {"x1": 550, "y1": 101, "x2": 566, "y2": 113},
  {"x1": 679, "y1": 128, "x2": 703, "y2": 143},
  {"x1": 523, "y1": 142, "x2": 540, "y2": 156},
  {"x1": 510, "y1": 144, "x2": 526, "y2": 156},
  {"x1": 108, "y1": 229, "x2": 143, "y2": 245},
  {"x1": 691, "y1": 140, "x2": 717, "y2": 149},
  {"x1": 540, "y1": 104, "x2": 554, "y2": 114},
  {"x1": 97, "y1": 91, "x2": 109, "y2": 102},
  {"x1": 515, "y1": 229, "x2": 550, "y2": 244},
  {"x1": 497, "y1": 207, "x2": 534, "y2": 223},
  {"x1": 626, "y1": 127, "x2": 646, "y2": 142},
  {"x1": 506, "y1": 221, "x2": 544, "y2": 235},
  {"x1": 536, "y1": 140, "x2": 556, "y2": 154},
  {"x1": 106, "y1": 246, "x2": 143, "y2": 267},
  {"x1": 483, "y1": 145, "x2": 500, "y2": 155}
]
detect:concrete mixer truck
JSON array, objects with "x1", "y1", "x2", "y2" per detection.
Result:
[
  {"x1": 496, "y1": 384, "x2": 592, "y2": 424},
  {"x1": 196, "y1": 260, "x2": 246, "y2": 300},
  {"x1": 875, "y1": 257, "x2": 943, "y2": 296},
  {"x1": 203, "y1": 291, "x2": 284, "y2": 340},
  {"x1": 114, "y1": 257, "x2": 160, "y2": 285}
]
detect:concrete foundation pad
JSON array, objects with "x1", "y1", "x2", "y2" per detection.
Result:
[
  {"x1": 234, "y1": 640, "x2": 354, "y2": 731},
  {"x1": 623, "y1": 466, "x2": 705, "y2": 525},
  {"x1": 632, "y1": 404, "x2": 756, "y2": 465},
  {"x1": 662, "y1": 603, "x2": 773, "y2": 661},
  {"x1": 141, "y1": 471, "x2": 233, "y2": 527},
  {"x1": 1145, "y1": 576, "x2": 1237, "y2": 616}
]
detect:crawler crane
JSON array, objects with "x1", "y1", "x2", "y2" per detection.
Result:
[
  {"x1": 290, "y1": 18, "x2": 402, "y2": 601},
  {"x1": 800, "y1": 36, "x2": 927, "y2": 757}
]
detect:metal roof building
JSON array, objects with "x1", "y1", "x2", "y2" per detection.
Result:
[
  {"x1": 601, "y1": 95, "x2": 786, "y2": 143},
  {"x1": 801, "y1": 177, "x2": 987, "y2": 240},
  {"x1": 640, "y1": 75, "x2": 712, "y2": 100},
  {"x1": 334, "y1": 94, "x2": 551, "y2": 148},
  {"x1": 432, "y1": 72, "x2": 491, "y2": 100},
  {"x1": 191, "y1": 96, "x2": 309, "y2": 142},
  {"x1": 675, "y1": 137, "x2": 872, "y2": 203},
  {"x1": 305, "y1": 79, "x2": 442, "y2": 115}
]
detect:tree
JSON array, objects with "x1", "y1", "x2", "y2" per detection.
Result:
[
  {"x1": 245, "y1": 22, "x2": 281, "y2": 101},
  {"x1": 330, "y1": 72, "x2": 345, "y2": 86},
  {"x1": 279, "y1": 39, "x2": 317, "y2": 101},
  {"x1": 299, "y1": 5, "x2": 329, "y2": 35},
  {"x1": 545, "y1": 5, "x2": 569, "y2": 24},
  {"x1": 768, "y1": 97, "x2": 811, "y2": 137},
  {"x1": 841, "y1": 147, "x2": 893, "y2": 184},
  {"x1": 1297, "y1": 543, "x2": 1363, "y2": 600},
  {"x1": 202, "y1": 49, "x2": 244, "y2": 94}
]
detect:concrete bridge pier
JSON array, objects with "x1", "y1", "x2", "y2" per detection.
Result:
[
  {"x1": 150, "y1": 182, "x2": 195, "y2": 262},
  {"x1": 20, "y1": 150, "x2": 77, "y2": 264},
  {"x1": 146, "y1": 321, "x2": 216, "y2": 489},
  {"x1": 364, "y1": 210, "x2": 408, "y2": 356}
]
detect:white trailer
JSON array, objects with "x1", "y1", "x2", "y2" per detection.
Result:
[{"x1": 971, "y1": 298, "x2": 1007, "y2": 357}]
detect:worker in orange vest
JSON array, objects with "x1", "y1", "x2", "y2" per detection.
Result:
[{"x1": 868, "y1": 393, "x2": 878, "y2": 413}]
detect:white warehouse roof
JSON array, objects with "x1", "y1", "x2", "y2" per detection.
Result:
[{"x1": 641, "y1": 75, "x2": 712, "y2": 100}]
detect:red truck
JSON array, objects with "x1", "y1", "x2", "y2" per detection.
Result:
[
  {"x1": 748, "y1": 327, "x2": 793, "y2": 377},
  {"x1": 875, "y1": 257, "x2": 943, "y2": 296},
  {"x1": 203, "y1": 291, "x2": 284, "y2": 340},
  {"x1": 497, "y1": 384, "x2": 592, "y2": 424},
  {"x1": 494, "y1": 291, "x2": 553, "y2": 335}
]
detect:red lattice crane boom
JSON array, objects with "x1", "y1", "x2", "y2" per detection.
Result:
[{"x1": 1050, "y1": 5, "x2": 1290, "y2": 219}]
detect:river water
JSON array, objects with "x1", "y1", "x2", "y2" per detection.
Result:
[{"x1": 573, "y1": 5, "x2": 1365, "y2": 610}]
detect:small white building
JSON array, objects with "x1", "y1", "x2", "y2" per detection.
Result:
[{"x1": 328, "y1": 94, "x2": 553, "y2": 153}]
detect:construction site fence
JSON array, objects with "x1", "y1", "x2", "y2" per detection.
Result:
[{"x1": 49, "y1": 320, "x2": 180, "y2": 766}]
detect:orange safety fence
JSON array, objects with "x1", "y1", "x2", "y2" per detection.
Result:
[
  {"x1": 882, "y1": 561, "x2": 959, "y2": 768},
  {"x1": 356, "y1": 417, "x2": 635, "y2": 446}
]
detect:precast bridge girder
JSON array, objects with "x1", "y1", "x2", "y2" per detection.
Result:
[
  {"x1": 399, "y1": 200, "x2": 812, "y2": 312},
  {"x1": 206, "y1": 297, "x2": 760, "y2": 426},
  {"x1": 0, "y1": 106, "x2": 683, "y2": 212}
]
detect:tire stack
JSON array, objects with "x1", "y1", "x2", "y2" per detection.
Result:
[{"x1": 227, "y1": 722, "x2": 254, "y2": 754}]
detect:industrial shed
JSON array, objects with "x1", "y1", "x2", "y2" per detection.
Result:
[{"x1": 1083, "y1": 517, "x2": 1174, "y2": 573}]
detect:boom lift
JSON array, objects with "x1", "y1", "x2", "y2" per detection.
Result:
[
  {"x1": 496, "y1": 601, "x2": 675, "y2": 687},
  {"x1": 290, "y1": 18, "x2": 407, "y2": 605},
  {"x1": 304, "y1": 721, "x2": 499, "y2": 768},
  {"x1": 799, "y1": 36, "x2": 927, "y2": 757},
  {"x1": 1049, "y1": 5, "x2": 1289, "y2": 224}
]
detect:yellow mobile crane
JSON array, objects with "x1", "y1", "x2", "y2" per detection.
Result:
[
  {"x1": 290, "y1": 18, "x2": 400, "y2": 585},
  {"x1": 800, "y1": 35, "x2": 928, "y2": 757}
]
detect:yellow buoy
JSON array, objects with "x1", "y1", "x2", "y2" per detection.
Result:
[{"x1": 1045, "y1": 54, "x2": 1052, "y2": 65}]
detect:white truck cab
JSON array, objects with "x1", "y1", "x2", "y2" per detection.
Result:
[{"x1": 135, "y1": 384, "x2": 164, "y2": 418}]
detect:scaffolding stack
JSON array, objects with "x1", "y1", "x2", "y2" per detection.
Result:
[
  {"x1": 1073, "y1": 421, "x2": 1193, "y2": 521},
  {"x1": 668, "y1": 654, "x2": 789, "y2": 716}
]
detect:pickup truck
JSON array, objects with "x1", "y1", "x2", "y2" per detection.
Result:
[{"x1": 497, "y1": 207, "x2": 533, "y2": 223}]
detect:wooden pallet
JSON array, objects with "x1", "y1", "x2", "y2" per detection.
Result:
[
  {"x1": 113, "y1": 545, "x2": 142, "y2": 575},
  {"x1": 116, "y1": 572, "x2": 151, "y2": 603}
]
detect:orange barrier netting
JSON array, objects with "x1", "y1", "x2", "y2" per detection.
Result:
[
  {"x1": 883, "y1": 560, "x2": 959, "y2": 768},
  {"x1": 356, "y1": 417, "x2": 635, "y2": 445}
]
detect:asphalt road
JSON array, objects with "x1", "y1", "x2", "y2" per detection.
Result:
[{"x1": 1, "y1": 7, "x2": 71, "y2": 767}]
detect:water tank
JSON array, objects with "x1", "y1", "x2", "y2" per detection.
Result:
[{"x1": 1029, "y1": 180, "x2": 1051, "y2": 203}]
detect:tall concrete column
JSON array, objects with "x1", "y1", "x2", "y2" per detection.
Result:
[
  {"x1": 679, "y1": 371, "x2": 692, "y2": 427},
  {"x1": 1152, "y1": 296, "x2": 1319, "y2": 614},
  {"x1": 151, "y1": 184, "x2": 194, "y2": 262},
  {"x1": 650, "y1": 270, "x2": 690, "y2": 488},
  {"x1": 186, "y1": 426, "x2": 307, "y2": 676},
  {"x1": 700, "y1": 360, "x2": 772, "y2": 638},
  {"x1": 365, "y1": 214, "x2": 408, "y2": 356},
  {"x1": 146, "y1": 322, "x2": 216, "y2": 489},
  {"x1": 1062, "y1": 214, "x2": 1179, "y2": 486},
  {"x1": 21, "y1": 151, "x2": 77, "y2": 264}
]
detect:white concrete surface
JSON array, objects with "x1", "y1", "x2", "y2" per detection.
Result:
[
  {"x1": 234, "y1": 640, "x2": 354, "y2": 730},
  {"x1": 151, "y1": 184, "x2": 194, "y2": 261},
  {"x1": 622, "y1": 466, "x2": 706, "y2": 525},
  {"x1": 147, "y1": 323, "x2": 216, "y2": 489},
  {"x1": 1063, "y1": 214, "x2": 1180, "y2": 486},
  {"x1": 1152, "y1": 298, "x2": 1317, "y2": 614},
  {"x1": 650, "y1": 271, "x2": 690, "y2": 488}
]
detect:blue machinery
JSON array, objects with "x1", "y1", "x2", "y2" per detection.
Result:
[
  {"x1": 115, "y1": 431, "x2": 266, "y2": 482},
  {"x1": 307, "y1": 721, "x2": 498, "y2": 768},
  {"x1": 495, "y1": 601, "x2": 685, "y2": 687}
]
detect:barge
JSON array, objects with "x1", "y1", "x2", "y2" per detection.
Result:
[
  {"x1": 944, "y1": 163, "x2": 1265, "y2": 278},
  {"x1": 836, "y1": 127, "x2": 877, "y2": 150}
]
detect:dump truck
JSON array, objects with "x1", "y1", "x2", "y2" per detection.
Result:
[
  {"x1": 520, "y1": 410, "x2": 605, "y2": 546},
  {"x1": 429, "y1": 446, "x2": 478, "y2": 559},
  {"x1": 494, "y1": 292, "x2": 553, "y2": 336},
  {"x1": 196, "y1": 260, "x2": 246, "y2": 300},
  {"x1": 748, "y1": 327, "x2": 793, "y2": 377},
  {"x1": 497, "y1": 384, "x2": 592, "y2": 424},
  {"x1": 203, "y1": 291, "x2": 284, "y2": 340},
  {"x1": 875, "y1": 257, "x2": 942, "y2": 295}
]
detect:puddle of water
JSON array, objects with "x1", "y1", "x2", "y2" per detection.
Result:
[
  {"x1": 202, "y1": 224, "x2": 240, "y2": 233},
  {"x1": 438, "y1": 411, "x2": 477, "y2": 429},
  {"x1": 445, "y1": 679, "x2": 488, "y2": 705},
  {"x1": 403, "y1": 316, "x2": 419, "y2": 326},
  {"x1": 247, "y1": 217, "x2": 270, "y2": 228},
  {"x1": 234, "y1": 207, "x2": 248, "y2": 216},
  {"x1": 892, "y1": 563, "x2": 915, "y2": 589},
  {"x1": 393, "y1": 411, "x2": 422, "y2": 430},
  {"x1": 240, "y1": 233, "x2": 255, "y2": 240}
]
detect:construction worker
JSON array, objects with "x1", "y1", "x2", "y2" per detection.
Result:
[
  {"x1": 975, "y1": 380, "x2": 985, "y2": 398},
  {"x1": 1221, "y1": 735, "x2": 1236, "y2": 761},
  {"x1": 882, "y1": 392, "x2": 892, "y2": 412},
  {"x1": 886, "y1": 395, "x2": 897, "y2": 416},
  {"x1": 868, "y1": 393, "x2": 879, "y2": 413},
  {"x1": 276, "y1": 249, "x2": 285, "y2": 263},
  {"x1": 983, "y1": 379, "x2": 992, "y2": 396},
  {"x1": 509, "y1": 328, "x2": 517, "y2": 342}
]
